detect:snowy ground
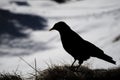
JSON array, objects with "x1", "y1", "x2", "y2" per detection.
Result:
[{"x1": 0, "y1": 0, "x2": 120, "y2": 76}]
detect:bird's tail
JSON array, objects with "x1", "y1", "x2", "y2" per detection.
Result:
[{"x1": 98, "y1": 53, "x2": 116, "y2": 64}]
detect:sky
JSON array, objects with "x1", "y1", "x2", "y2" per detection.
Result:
[{"x1": 0, "y1": 0, "x2": 120, "y2": 76}]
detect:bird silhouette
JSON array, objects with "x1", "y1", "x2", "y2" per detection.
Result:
[{"x1": 50, "y1": 21, "x2": 116, "y2": 69}]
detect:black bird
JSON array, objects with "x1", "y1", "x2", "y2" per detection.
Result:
[{"x1": 50, "y1": 21, "x2": 116, "y2": 69}]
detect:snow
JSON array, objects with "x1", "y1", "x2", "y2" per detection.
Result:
[{"x1": 0, "y1": 0, "x2": 120, "y2": 76}]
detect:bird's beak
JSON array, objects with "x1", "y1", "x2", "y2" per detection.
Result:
[{"x1": 49, "y1": 28, "x2": 54, "y2": 31}]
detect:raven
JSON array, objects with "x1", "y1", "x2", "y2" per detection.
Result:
[{"x1": 50, "y1": 21, "x2": 116, "y2": 69}]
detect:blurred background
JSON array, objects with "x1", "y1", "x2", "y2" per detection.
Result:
[{"x1": 0, "y1": 0, "x2": 120, "y2": 76}]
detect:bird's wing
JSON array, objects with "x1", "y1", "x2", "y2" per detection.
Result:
[
  {"x1": 83, "y1": 40, "x2": 104, "y2": 56},
  {"x1": 83, "y1": 40, "x2": 116, "y2": 64}
]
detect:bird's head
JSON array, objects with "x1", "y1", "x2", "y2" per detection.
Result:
[{"x1": 49, "y1": 21, "x2": 70, "y2": 32}]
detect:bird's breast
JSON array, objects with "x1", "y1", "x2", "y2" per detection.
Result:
[{"x1": 60, "y1": 34, "x2": 78, "y2": 53}]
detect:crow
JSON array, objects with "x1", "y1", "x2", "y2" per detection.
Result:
[{"x1": 50, "y1": 21, "x2": 116, "y2": 69}]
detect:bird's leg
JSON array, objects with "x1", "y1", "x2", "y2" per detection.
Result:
[
  {"x1": 71, "y1": 59, "x2": 76, "y2": 68},
  {"x1": 75, "y1": 64, "x2": 81, "y2": 71},
  {"x1": 70, "y1": 59, "x2": 77, "y2": 71},
  {"x1": 75, "y1": 61, "x2": 83, "y2": 71}
]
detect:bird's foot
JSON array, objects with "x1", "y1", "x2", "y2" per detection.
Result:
[
  {"x1": 70, "y1": 65, "x2": 80, "y2": 72},
  {"x1": 69, "y1": 66, "x2": 76, "y2": 71}
]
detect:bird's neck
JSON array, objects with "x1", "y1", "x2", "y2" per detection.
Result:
[
  {"x1": 58, "y1": 29, "x2": 75, "y2": 42},
  {"x1": 58, "y1": 28, "x2": 72, "y2": 36}
]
